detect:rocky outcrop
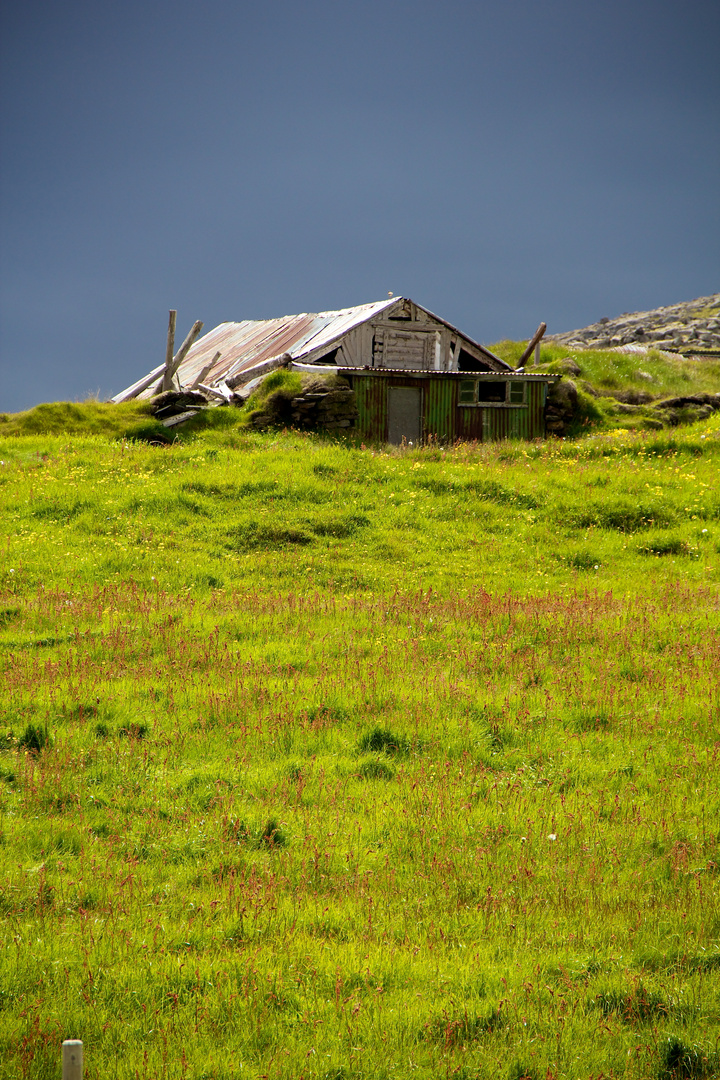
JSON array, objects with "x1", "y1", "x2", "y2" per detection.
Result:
[
  {"x1": 544, "y1": 379, "x2": 720, "y2": 436},
  {"x1": 652, "y1": 392, "x2": 720, "y2": 426},
  {"x1": 547, "y1": 294, "x2": 720, "y2": 353}
]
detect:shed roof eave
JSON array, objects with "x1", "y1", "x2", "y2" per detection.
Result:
[{"x1": 329, "y1": 366, "x2": 561, "y2": 380}]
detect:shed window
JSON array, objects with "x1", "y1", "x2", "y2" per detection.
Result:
[
  {"x1": 459, "y1": 380, "x2": 477, "y2": 404},
  {"x1": 476, "y1": 381, "x2": 507, "y2": 402},
  {"x1": 458, "y1": 379, "x2": 528, "y2": 406}
]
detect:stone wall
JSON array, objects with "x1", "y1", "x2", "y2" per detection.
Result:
[
  {"x1": 544, "y1": 379, "x2": 578, "y2": 435},
  {"x1": 289, "y1": 379, "x2": 358, "y2": 432}
]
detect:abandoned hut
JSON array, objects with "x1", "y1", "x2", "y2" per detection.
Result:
[{"x1": 113, "y1": 298, "x2": 559, "y2": 443}]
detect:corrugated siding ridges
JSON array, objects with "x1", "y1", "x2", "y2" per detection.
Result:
[{"x1": 348, "y1": 373, "x2": 552, "y2": 443}]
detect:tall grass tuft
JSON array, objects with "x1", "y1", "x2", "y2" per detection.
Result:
[
  {"x1": 17, "y1": 723, "x2": 50, "y2": 753},
  {"x1": 658, "y1": 1036, "x2": 717, "y2": 1079},
  {"x1": 358, "y1": 726, "x2": 411, "y2": 755}
]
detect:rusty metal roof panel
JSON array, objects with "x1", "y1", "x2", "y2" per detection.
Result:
[{"x1": 116, "y1": 299, "x2": 397, "y2": 400}]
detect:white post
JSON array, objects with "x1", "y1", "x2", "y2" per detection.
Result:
[{"x1": 62, "y1": 1040, "x2": 83, "y2": 1080}]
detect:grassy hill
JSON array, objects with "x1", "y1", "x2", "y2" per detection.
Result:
[
  {"x1": 2, "y1": 386, "x2": 720, "y2": 1077},
  {"x1": 4, "y1": 338, "x2": 720, "y2": 443},
  {"x1": 492, "y1": 339, "x2": 720, "y2": 435}
]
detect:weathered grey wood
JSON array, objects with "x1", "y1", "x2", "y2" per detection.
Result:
[
  {"x1": 162, "y1": 409, "x2": 202, "y2": 428},
  {"x1": 448, "y1": 338, "x2": 457, "y2": 368},
  {"x1": 62, "y1": 1040, "x2": 83, "y2": 1080},
  {"x1": 190, "y1": 351, "x2": 221, "y2": 390},
  {"x1": 172, "y1": 319, "x2": 204, "y2": 381},
  {"x1": 225, "y1": 352, "x2": 291, "y2": 389},
  {"x1": 198, "y1": 382, "x2": 232, "y2": 401},
  {"x1": 518, "y1": 322, "x2": 547, "y2": 368},
  {"x1": 110, "y1": 364, "x2": 165, "y2": 403},
  {"x1": 375, "y1": 328, "x2": 435, "y2": 370},
  {"x1": 374, "y1": 321, "x2": 437, "y2": 333},
  {"x1": 476, "y1": 344, "x2": 511, "y2": 369},
  {"x1": 338, "y1": 326, "x2": 360, "y2": 366},
  {"x1": 359, "y1": 322, "x2": 373, "y2": 366},
  {"x1": 162, "y1": 320, "x2": 204, "y2": 392},
  {"x1": 222, "y1": 347, "x2": 286, "y2": 384},
  {"x1": 296, "y1": 335, "x2": 346, "y2": 367},
  {"x1": 439, "y1": 328, "x2": 451, "y2": 370},
  {"x1": 289, "y1": 362, "x2": 337, "y2": 375},
  {"x1": 446, "y1": 336, "x2": 510, "y2": 371},
  {"x1": 164, "y1": 310, "x2": 177, "y2": 386}
]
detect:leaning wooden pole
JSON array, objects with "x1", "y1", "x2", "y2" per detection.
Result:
[
  {"x1": 162, "y1": 318, "x2": 204, "y2": 393},
  {"x1": 190, "y1": 351, "x2": 222, "y2": 390},
  {"x1": 517, "y1": 322, "x2": 547, "y2": 369}
]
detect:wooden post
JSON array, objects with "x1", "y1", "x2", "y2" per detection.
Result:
[
  {"x1": 164, "y1": 310, "x2": 177, "y2": 387},
  {"x1": 534, "y1": 340, "x2": 541, "y2": 366},
  {"x1": 517, "y1": 322, "x2": 547, "y2": 369},
  {"x1": 162, "y1": 320, "x2": 204, "y2": 393},
  {"x1": 62, "y1": 1040, "x2": 83, "y2": 1080}
]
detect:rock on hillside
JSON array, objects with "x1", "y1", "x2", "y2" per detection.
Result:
[{"x1": 547, "y1": 294, "x2": 720, "y2": 352}]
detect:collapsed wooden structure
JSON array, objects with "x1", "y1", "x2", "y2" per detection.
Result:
[{"x1": 113, "y1": 299, "x2": 559, "y2": 443}]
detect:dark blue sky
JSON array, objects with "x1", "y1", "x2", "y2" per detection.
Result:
[{"x1": 1, "y1": 0, "x2": 718, "y2": 411}]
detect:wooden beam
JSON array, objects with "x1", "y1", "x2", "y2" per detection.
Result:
[
  {"x1": 162, "y1": 319, "x2": 203, "y2": 392},
  {"x1": 225, "y1": 352, "x2": 292, "y2": 389},
  {"x1": 110, "y1": 363, "x2": 164, "y2": 403},
  {"x1": 190, "y1": 351, "x2": 221, "y2": 390},
  {"x1": 198, "y1": 382, "x2": 233, "y2": 402},
  {"x1": 517, "y1": 322, "x2": 547, "y2": 369},
  {"x1": 290, "y1": 362, "x2": 337, "y2": 374}
]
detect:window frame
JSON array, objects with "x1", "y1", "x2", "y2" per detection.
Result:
[
  {"x1": 459, "y1": 379, "x2": 478, "y2": 404},
  {"x1": 457, "y1": 379, "x2": 528, "y2": 408}
]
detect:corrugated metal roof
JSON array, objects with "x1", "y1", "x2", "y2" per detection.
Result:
[
  {"x1": 114, "y1": 299, "x2": 397, "y2": 401},
  {"x1": 112, "y1": 298, "x2": 518, "y2": 401}
]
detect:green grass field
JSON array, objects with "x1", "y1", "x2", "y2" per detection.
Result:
[
  {"x1": 2, "y1": 405, "x2": 720, "y2": 1078},
  {"x1": 492, "y1": 341, "x2": 720, "y2": 401}
]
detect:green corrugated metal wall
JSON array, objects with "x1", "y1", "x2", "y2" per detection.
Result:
[
  {"x1": 353, "y1": 377, "x2": 388, "y2": 441},
  {"x1": 423, "y1": 378, "x2": 455, "y2": 441},
  {"x1": 349, "y1": 374, "x2": 550, "y2": 443}
]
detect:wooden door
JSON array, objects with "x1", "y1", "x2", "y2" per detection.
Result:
[{"x1": 387, "y1": 387, "x2": 422, "y2": 445}]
